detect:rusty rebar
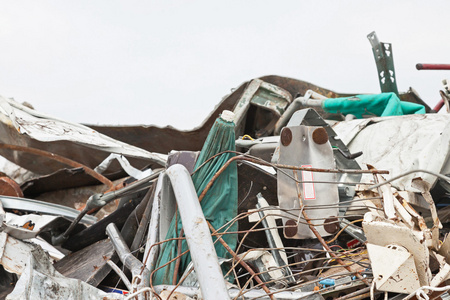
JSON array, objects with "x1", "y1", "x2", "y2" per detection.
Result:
[
  {"x1": 270, "y1": 161, "x2": 388, "y2": 174},
  {"x1": 193, "y1": 150, "x2": 389, "y2": 175},
  {"x1": 196, "y1": 155, "x2": 275, "y2": 298},
  {"x1": 172, "y1": 228, "x2": 184, "y2": 285},
  {"x1": 207, "y1": 221, "x2": 276, "y2": 300},
  {"x1": 0, "y1": 143, "x2": 113, "y2": 188},
  {"x1": 293, "y1": 171, "x2": 369, "y2": 286},
  {"x1": 198, "y1": 155, "x2": 388, "y2": 203},
  {"x1": 149, "y1": 248, "x2": 190, "y2": 300},
  {"x1": 198, "y1": 155, "x2": 242, "y2": 202}
]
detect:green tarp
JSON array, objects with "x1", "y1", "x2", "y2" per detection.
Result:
[
  {"x1": 322, "y1": 92, "x2": 426, "y2": 118},
  {"x1": 153, "y1": 114, "x2": 238, "y2": 285}
]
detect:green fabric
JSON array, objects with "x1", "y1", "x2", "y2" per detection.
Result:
[
  {"x1": 322, "y1": 92, "x2": 426, "y2": 118},
  {"x1": 153, "y1": 115, "x2": 238, "y2": 285}
]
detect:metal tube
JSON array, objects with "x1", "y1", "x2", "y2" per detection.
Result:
[
  {"x1": 163, "y1": 164, "x2": 230, "y2": 300},
  {"x1": 274, "y1": 97, "x2": 303, "y2": 135},
  {"x1": 106, "y1": 223, "x2": 150, "y2": 291},
  {"x1": 171, "y1": 160, "x2": 275, "y2": 299},
  {"x1": 416, "y1": 63, "x2": 450, "y2": 70},
  {"x1": 274, "y1": 90, "x2": 326, "y2": 135},
  {"x1": 339, "y1": 218, "x2": 366, "y2": 243},
  {"x1": 0, "y1": 196, "x2": 97, "y2": 225},
  {"x1": 143, "y1": 173, "x2": 163, "y2": 273},
  {"x1": 153, "y1": 285, "x2": 319, "y2": 299},
  {"x1": 106, "y1": 260, "x2": 132, "y2": 291},
  {"x1": 434, "y1": 99, "x2": 445, "y2": 112}
]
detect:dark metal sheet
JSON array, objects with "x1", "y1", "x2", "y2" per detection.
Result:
[{"x1": 21, "y1": 167, "x2": 126, "y2": 197}]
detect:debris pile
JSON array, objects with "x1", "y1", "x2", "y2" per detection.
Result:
[{"x1": 0, "y1": 32, "x2": 449, "y2": 299}]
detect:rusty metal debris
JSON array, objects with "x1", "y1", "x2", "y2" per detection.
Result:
[{"x1": 0, "y1": 33, "x2": 450, "y2": 300}]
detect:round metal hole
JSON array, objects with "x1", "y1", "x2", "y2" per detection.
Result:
[
  {"x1": 285, "y1": 220, "x2": 298, "y2": 238},
  {"x1": 281, "y1": 128, "x2": 292, "y2": 146},
  {"x1": 312, "y1": 127, "x2": 328, "y2": 145},
  {"x1": 323, "y1": 216, "x2": 340, "y2": 234}
]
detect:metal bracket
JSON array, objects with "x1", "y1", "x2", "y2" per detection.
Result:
[
  {"x1": 282, "y1": 109, "x2": 362, "y2": 216},
  {"x1": 367, "y1": 31, "x2": 399, "y2": 95}
]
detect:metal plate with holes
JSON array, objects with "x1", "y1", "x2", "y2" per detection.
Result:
[{"x1": 277, "y1": 125, "x2": 339, "y2": 239}]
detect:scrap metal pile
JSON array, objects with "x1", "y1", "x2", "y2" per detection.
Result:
[{"x1": 0, "y1": 33, "x2": 450, "y2": 300}]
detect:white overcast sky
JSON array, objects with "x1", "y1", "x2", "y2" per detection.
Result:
[{"x1": 0, "y1": 1, "x2": 449, "y2": 129}]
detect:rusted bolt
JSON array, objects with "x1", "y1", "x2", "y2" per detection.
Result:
[
  {"x1": 323, "y1": 216, "x2": 340, "y2": 234},
  {"x1": 280, "y1": 128, "x2": 292, "y2": 146},
  {"x1": 312, "y1": 127, "x2": 328, "y2": 145},
  {"x1": 285, "y1": 220, "x2": 298, "y2": 237}
]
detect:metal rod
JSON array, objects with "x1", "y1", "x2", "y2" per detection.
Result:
[
  {"x1": 198, "y1": 156, "x2": 241, "y2": 202},
  {"x1": 367, "y1": 169, "x2": 450, "y2": 191},
  {"x1": 416, "y1": 63, "x2": 450, "y2": 70},
  {"x1": 250, "y1": 156, "x2": 388, "y2": 175},
  {"x1": 199, "y1": 155, "x2": 388, "y2": 203},
  {"x1": 172, "y1": 228, "x2": 184, "y2": 285},
  {"x1": 337, "y1": 292, "x2": 372, "y2": 300},
  {"x1": 434, "y1": 99, "x2": 445, "y2": 112},
  {"x1": 373, "y1": 170, "x2": 396, "y2": 219}
]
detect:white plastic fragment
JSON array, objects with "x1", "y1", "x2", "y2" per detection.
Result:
[
  {"x1": 429, "y1": 263, "x2": 450, "y2": 288},
  {"x1": 375, "y1": 174, "x2": 396, "y2": 220},
  {"x1": 220, "y1": 110, "x2": 235, "y2": 122},
  {"x1": 367, "y1": 243, "x2": 420, "y2": 294},
  {"x1": 363, "y1": 212, "x2": 432, "y2": 287}
]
